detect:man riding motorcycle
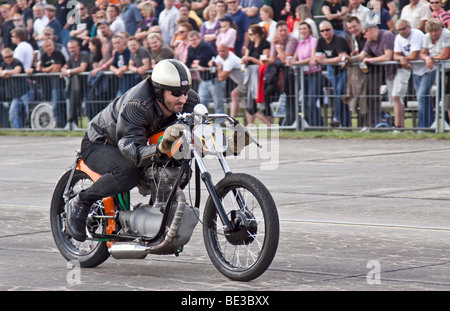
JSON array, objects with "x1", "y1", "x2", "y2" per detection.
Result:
[
  {"x1": 66, "y1": 59, "x2": 247, "y2": 242},
  {"x1": 66, "y1": 59, "x2": 202, "y2": 242}
]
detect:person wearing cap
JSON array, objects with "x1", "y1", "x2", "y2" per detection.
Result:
[
  {"x1": 63, "y1": 59, "x2": 201, "y2": 242},
  {"x1": 355, "y1": 23, "x2": 395, "y2": 127},
  {"x1": 91, "y1": 20, "x2": 114, "y2": 76},
  {"x1": 45, "y1": 4, "x2": 62, "y2": 43}
]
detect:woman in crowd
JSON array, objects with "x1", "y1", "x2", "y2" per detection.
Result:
[
  {"x1": 88, "y1": 37, "x2": 102, "y2": 69},
  {"x1": 241, "y1": 24, "x2": 272, "y2": 126},
  {"x1": 135, "y1": 1, "x2": 159, "y2": 43},
  {"x1": 200, "y1": 4, "x2": 220, "y2": 50},
  {"x1": 288, "y1": 22, "x2": 323, "y2": 126},
  {"x1": 292, "y1": 4, "x2": 318, "y2": 39}
]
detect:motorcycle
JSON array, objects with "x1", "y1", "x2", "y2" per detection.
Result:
[{"x1": 50, "y1": 104, "x2": 279, "y2": 282}]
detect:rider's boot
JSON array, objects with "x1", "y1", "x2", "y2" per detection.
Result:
[{"x1": 66, "y1": 194, "x2": 91, "y2": 242}]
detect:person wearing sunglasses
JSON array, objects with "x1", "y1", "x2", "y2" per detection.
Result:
[
  {"x1": 430, "y1": 0, "x2": 450, "y2": 30},
  {"x1": 0, "y1": 48, "x2": 28, "y2": 128},
  {"x1": 65, "y1": 59, "x2": 201, "y2": 242},
  {"x1": 312, "y1": 21, "x2": 351, "y2": 127}
]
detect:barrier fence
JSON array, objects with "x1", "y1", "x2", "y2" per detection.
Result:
[{"x1": 1, "y1": 60, "x2": 449, "y2": 132}]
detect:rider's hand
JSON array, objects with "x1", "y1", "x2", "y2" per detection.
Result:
[
  {"x1": 158, "y1": 124, "x2": 185, "y2": 154},
  {"x1": 228, "y1": 128, "x2": 250, "y2": 155}
]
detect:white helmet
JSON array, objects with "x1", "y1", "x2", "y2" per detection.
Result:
[{"x1": 151, "y1": 59, "x2": 192, "y2": 98}]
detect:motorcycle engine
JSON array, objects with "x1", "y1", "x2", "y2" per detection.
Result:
[{"x1": 137, "y1": 162, "x2": 190, "y2": 207}]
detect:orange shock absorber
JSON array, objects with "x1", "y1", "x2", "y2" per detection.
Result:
[{"x1": 102, "y1": 196, "x2": 116, "y2": 248}]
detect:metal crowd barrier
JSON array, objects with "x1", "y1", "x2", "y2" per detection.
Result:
[
  {"x1": 1, "y1": 61, "x2": 449, "y2": 132},
  {"x1": 295, "y1": 60, "x2": 450, "y2": 132}
]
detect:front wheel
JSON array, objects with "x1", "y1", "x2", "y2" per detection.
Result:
[
  {"x1": 203, "y1": 173, "x2": 279, "y2": 281},
  {"x1": 50, "y1": 169, "x2": 110, "y2": 268}
]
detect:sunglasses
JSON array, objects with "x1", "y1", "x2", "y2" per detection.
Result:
[
  {"x1": 171, "y1": 89, "x2": 189, "y2": 97},
  {"x1": 3, "y1": 55, "x2": 13, "y2": 59},
  {"x1": 320, "y1": 28, "x2": 331, "y2": 33}
]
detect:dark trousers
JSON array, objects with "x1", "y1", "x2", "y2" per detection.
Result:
[{"x1": 78, "y1": 134, "x2": 141, "y2": 205}]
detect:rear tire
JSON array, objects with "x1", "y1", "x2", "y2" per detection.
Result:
[
  {"x1": 203, "y1": 173, "x2": 279, "y2": 281},
  {"x1": 50, "y1": 169, "x2": 110, "y2": 268}
]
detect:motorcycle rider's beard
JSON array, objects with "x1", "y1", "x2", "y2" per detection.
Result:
[
  {"x1": 159, "y1": 100, "x2": 184, "y2": 116},
  {"x1": 158, "y1": 90, "x2": 186, "y2": 116}
]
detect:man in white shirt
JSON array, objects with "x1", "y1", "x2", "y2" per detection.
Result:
[
  {"x1": 348, "y1": 0, "x2": 370, "y2": 28},
  {"x1": 392, "y1": 19, "x2": 428, "y2": 128},
  {"x1": 159, "y1": 0, "x2": 180, "y2": 44},
  {"x1": 213, "y1": 42, "x2": 247, "y2": 120},
  {"x1": 400, "y1": 0, "x2": 431, "y2": 33},
  {"x1": 11, "y1": 28, "x2": 34, "y2": 70},
  {"x1": 107, "y1": 4, "x2": 125, "y2": 35},
  {"x1": 32, "y1": 3, "x2": 49, "y2": 47}
]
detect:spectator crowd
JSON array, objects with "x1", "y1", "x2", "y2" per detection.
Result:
[{"x1": 0, "y1": 0, "x2": 450, "y2": 130}]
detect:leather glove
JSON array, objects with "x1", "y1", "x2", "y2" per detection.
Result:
[
  {"x1": 227, "y1": 127, "x2": 250, "y2": 155},
  {"x1": 158, "y1": 124, "x2": 185, "y2": 155},
  {"x1": 186, "y1": 89, "x2": 200, "y2": 107}
]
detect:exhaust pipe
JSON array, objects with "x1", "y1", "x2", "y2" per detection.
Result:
[
  {"x1": 109, "y1": 243, "x2": 148, "y2": 259},
  {"x1": 109, "y1": 190, "x2": 188, "y2": 259}
]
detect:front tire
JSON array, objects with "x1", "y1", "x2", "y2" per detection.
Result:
[
  {"x1": 50, "y1": 169, "x2": 110, "y2": 268},
  {"x1": 203, "y1": 173, "x2": 279, "y2": 281}
]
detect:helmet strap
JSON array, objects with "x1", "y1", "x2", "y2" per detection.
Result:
[{"x1": 156, "y1": 89, "x2": 177, "y2": 115}]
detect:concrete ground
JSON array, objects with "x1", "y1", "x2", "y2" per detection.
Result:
[{"x1": 1, "y1": 135, "x2": 450, "y2": 295}]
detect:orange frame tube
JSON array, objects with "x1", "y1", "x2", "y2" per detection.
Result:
[{"x1": 77, "y1": 159, "x2": 116, "y2": 247}]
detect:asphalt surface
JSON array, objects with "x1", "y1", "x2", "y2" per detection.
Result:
[{"x1": 1, "y1": 135, "x2": 450, "y2": 295}]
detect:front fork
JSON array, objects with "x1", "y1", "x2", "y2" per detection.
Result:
[{"x1": 193, "y1": 149, "x2": 235, "y2": 232}]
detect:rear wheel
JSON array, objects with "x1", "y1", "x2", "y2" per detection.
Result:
[
  {"x1": 203, "y1": 173, "x2": 279, "y2": 281},
  {"x1": 50, "y1": 169, "x2": 110, "y2": 267}
]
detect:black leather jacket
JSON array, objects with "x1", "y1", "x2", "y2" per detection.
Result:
[{"x1": 86, "y1": 78, "x2": 199, "y2": 167}]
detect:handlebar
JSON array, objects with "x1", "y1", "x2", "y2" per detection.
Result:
[{"x1": 176, "y1": 104, "x2": 262, "y2": 148}]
